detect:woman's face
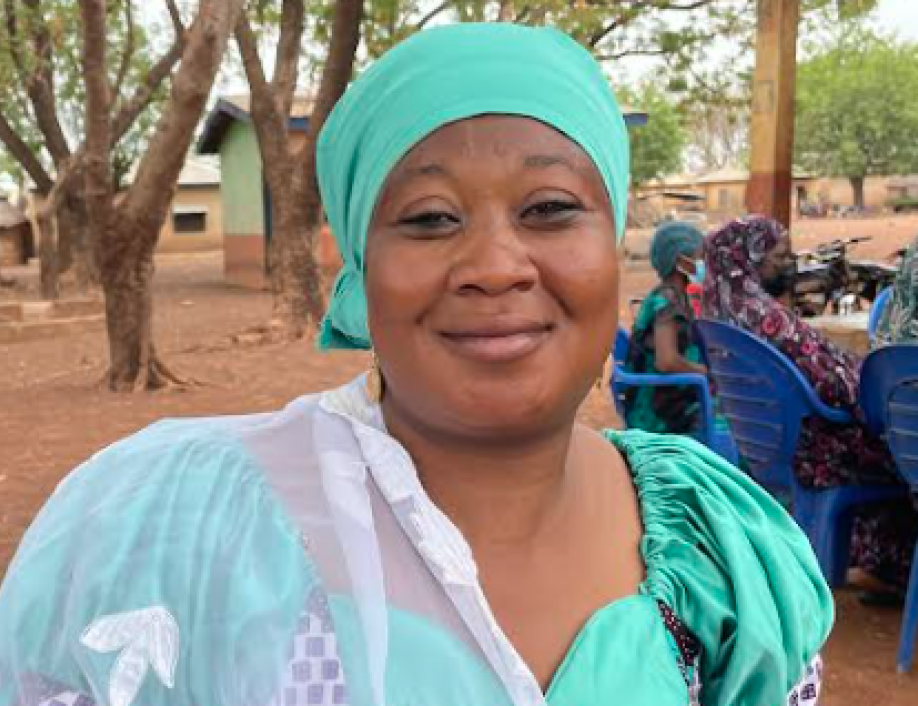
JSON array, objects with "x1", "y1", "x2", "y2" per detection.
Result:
[
  {"x1": 365, "y1": 115, "x2": 619, "y2": 441},
  {"x1": 758, "y1": 230, "x2": 796, "y2": 295}
]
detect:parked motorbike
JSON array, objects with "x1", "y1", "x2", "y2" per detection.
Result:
[{"x1": 792, "y1": 237, "x2": 898, "y2": 317}]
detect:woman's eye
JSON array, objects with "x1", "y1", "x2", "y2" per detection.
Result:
[
  {"x1": 522, "y1": 200, "x2": 582, "y2": 222},
  {"x1": 397, "y1": 211, "x2": 460, "y2": 234}
]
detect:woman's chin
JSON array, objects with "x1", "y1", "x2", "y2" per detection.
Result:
[{"x1": 438, "y1": 383, "x2": 581, "y2": 439}]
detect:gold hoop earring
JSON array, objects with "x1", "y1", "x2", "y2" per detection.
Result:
[{"x1": 366, "y1": 352, "x2": 383, "y2": 403}]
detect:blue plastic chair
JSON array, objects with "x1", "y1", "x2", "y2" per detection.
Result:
[
  {"x1": 868, "y1": 286, "x2": 892, "y2": 343},
  {"x1": 613, "y1": 327, "x2": 630, "y2": 364},
  {"x1": 695, "y1": 319, "x2": 906, "y2": 587},
  {"x1": 610, "y1": 328, "x2": 739, "y2": 464},
  {"x1": 859, "y1": 344, "x2": 918, "y2": 673}
]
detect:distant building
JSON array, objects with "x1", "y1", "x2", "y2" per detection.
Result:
[
  {"x1": 25, "y1": 157, "x2": 223, "y2": 261},
  {"x1": 640, "y1": 168, "x2": 918, "y2": 222},
  {"x1": 0, "y1": 194, "x2": 34, "y2": 267},
  {"x1": 124, "y1": 157, "x2": 223, "y2": 253},
  {"x1": 155, "y1": 157, "x2": 223, "y2": 253},
  {"x1": 197, "y1": 95, "x2": 341, "y2": 289}
]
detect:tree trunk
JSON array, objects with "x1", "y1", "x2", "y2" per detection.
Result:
[
  {"x1": 36, "y1": 207, "x2": 60, "y2": 300},
  {"x1": 235, "y1": 0, "x2": 357, "y2": 340},
  {"x1": 850, "y1": 176, "x2": 865, "y2": 210},
  {"x1": 100, "y1": 215, "x2": 180, "y2": 390},
  {"x1": 62, "y1": 190, "x2": 100, "y2": 292},
  {"x1": 269, "y1": 187, "x2": 326, "y2": 336},
  {"x1": 286, "y1": 0, "x2": 364, "y2": 335},
  {"x1": 79, "y1": 0, "x2": 245, "y2": 391}
]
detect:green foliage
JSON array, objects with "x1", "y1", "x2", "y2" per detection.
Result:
[
  {"x1": 0, "y1": 0, "x2": 169, "y2": 184},
  {"x1": 794, "y1": 31, "x2": 918, "y2": 183},
  {"x1": 618, "y1": 84, "x2": 685, "y2": 186}
]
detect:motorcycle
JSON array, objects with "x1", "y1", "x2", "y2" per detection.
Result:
[{"x1": 792, "y1": 237, "x2": 898, "y2": 317}]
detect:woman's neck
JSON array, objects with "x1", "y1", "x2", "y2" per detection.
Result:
[
  {"x1": 662, "y1": 271, "x2": 688, "y2": 292},
  {"x1": 381, "y1": 399, "x2": 583, "y2": 548}
]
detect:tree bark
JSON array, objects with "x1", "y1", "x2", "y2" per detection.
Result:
[
  {"x1": 237, "y1": 0, "x2": 362, "y2": 340},
  {"x1": 283, "y1": 0, "x2": 363, "y2": 336},
  {"x1": 850, "y1": 175, "x2": 865, "y2": 210},
  {"x1": 79, "y1": 0, "x2": 244, "y2": 391},
  {"x1": 37, "y1": 207, "x2": 60, "y2": 300}
]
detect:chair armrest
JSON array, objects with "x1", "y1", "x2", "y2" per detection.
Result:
[
  {"x1": 612, "y1": 367, "x2": 715, "y2": 444},
  {"x1": 808, "y1": 397, "x2": 853, "y2": 425}
]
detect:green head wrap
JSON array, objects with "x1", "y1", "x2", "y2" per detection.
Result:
[
  {"x1": 316, "y1": 22, "x2": 631, "y2": 349},
  {"x1": 650, "y1": 221, "x2": 705, "y2": 278}
]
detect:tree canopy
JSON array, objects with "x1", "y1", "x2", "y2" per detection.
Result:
[
  {"x1": 619, "y1": 84, "x2": 686, "y2": 186},
  {"x1": 795, "y1": 30, "x2": 918, "y2": 206}
]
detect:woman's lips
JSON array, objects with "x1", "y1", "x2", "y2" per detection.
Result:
[{"x1": 439, "y1": 324, "x2": 553, "y2": 363}]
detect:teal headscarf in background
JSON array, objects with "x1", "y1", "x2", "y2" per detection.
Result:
[
  {"x1": 316, "y1": 22, "x2": 631, "y2": 349},
  {"x1": 649, "y1": 221, "x2": 705, "y2": 278}
]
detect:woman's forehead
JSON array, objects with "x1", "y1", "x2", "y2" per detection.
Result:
[{"x1": 393, "y1": 115, "x2": 595, "y2": 172}]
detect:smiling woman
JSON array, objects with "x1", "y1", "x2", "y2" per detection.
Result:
[{"x1": 0, "y1": 23, "x2": 830, "y2": 706}]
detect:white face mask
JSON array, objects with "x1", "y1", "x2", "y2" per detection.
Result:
[{"x1": 677, "y1": 257, "x2": 705, "y2": 284}]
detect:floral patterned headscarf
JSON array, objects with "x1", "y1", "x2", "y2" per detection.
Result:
[{"x1": 702, "y1": 216, "x2": 861, "y2": 410}]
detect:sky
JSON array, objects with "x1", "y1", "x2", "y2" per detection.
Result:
[{"x1": 874, "y1": 0, "x2": 918, "y2": 41}]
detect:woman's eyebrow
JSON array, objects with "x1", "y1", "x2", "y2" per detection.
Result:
[
  {"x1": 400, "y1": 162, "x2": 448, "y2": 180},
  {"x1": 523, "y1": 154, "x2": 578, "y2": 171}
]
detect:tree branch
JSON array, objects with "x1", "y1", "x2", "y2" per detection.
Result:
[
  {"x1": 587, "y1": 0, "x2": 714, "y2": 48},
  {"x1": 111, "y1": 30, "x2": 185, "y2": 141},
  {"x1": 235, "y1": 13, "x2": 273, "y2": 113},
  {"x1": 292, "y1": 0, "x2": 362, "y2": 211},
  {"x1": 112, "y1": 0, "x2": 137, "y2": 100},
  {"x1": 271, "y1": 0, "x2": 306, "y2": 119},
  {"x1": 415, "y1": 1, "x2": 449, "y2": 30},
  {"x1": 3, "y1": 0, "x2": 28, "y2": 78},
  {"x1": 20, "y1": 0, "x2": 71, "y2": 165},
  {"x1": 595, "y1": 47, "x2": 671, "y2": 62},
  {"x1": 165, "y1": 0, "x2": 185, "y2": 36},
  {"x1": 0, "y1": 110, "x2": 53, "y2": 193},
  {"x1": 80, "y1": 0, "x2": 113, "y2": 201},
  {"x1": 120, "y1": 0, "x2": 245, "y2": 222},
  {"x1": 588, "y1": 18, "x2": 623, "y2": 49}
]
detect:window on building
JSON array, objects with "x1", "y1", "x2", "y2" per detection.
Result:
[{"x1": 173, "y1": 208, "x2": 207, "y2": 233}]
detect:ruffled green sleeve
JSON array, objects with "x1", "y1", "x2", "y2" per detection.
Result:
[{"x1": 604, "y1": 429, "x2": 834, "y2": 706}]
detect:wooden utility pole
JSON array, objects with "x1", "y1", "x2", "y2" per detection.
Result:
[{"x1": 746, "y1": 0, "x2": 801, "y2": 226}]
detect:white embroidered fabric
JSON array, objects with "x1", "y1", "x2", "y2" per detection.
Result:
[{"x1": 10, "y1": 378, "x2": 825, "y2": 706}]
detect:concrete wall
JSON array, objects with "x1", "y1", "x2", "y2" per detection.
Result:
[
  {"x1": 221, "y1": 121, "x2": 267, "y2": 288},
  {"x1": 0, "y1": 223, "x2": 31, "y2": 266},
  {"x1": 157, "y1": 186, "x2": 223, "y2": 253}
]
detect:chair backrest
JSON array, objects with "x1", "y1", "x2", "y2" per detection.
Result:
[
  {"x1": 868, "y1": 286, "x2": 892, "y2": 341},
  {"x1": 695, "y1": 319, "x2": 833, "y2": 490},
  {"x1": 860, "y1": 344, "x2": 918, "y2": 487},
  {"x1": 613, "y1": 327, "x2": 630, "y2": 364}
]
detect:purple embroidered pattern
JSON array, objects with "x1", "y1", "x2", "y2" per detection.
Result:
[{"x1": 266, "y1": 587, "x2": 349, "y2": 706}]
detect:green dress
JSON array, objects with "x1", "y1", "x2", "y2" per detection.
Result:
[
  {"x1": 624, "y1": 285, "x2": 706, "y2": 434},
  {"x1": 0, "y1": 380, "x2": 833, "y2": 706}
]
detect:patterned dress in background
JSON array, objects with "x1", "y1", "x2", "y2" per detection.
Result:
[{"x1": 702, "y1": 216, "x2": 918, "y2": 590}]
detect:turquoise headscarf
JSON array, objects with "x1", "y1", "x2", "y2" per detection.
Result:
[
  {"x1": 316, "y1": 23, "x2": 631, "y2": 349},
  {"x1": 649, "y1": 221, "x2": 704, "y2": 278}
]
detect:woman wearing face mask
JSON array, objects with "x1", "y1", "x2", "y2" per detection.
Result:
[
  {"x1": 704, "y1": 216, "x2": 918, "y2": 600},
  {"x1": 623, "y1": 221, "x2": 709, "y2": 434}
]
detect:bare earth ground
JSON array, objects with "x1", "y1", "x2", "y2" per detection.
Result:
[{"x1": 2, "y1": 214, "x2": 918, "y2": 705}]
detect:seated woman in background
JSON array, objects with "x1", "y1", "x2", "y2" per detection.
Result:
[
  {"x1": 703, "y1": 215, "x2": 918, "y2": 597},
  {"x1": 623, "y1": 221, "x2": 707, "y2": 434},
  {"x1": 874, "y1": 236, "x2": 918, "y2": 347}
]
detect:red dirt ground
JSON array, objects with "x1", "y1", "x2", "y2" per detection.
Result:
[{"x1": 3, "y1": 215, "x2": 918, "y2": 704}]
